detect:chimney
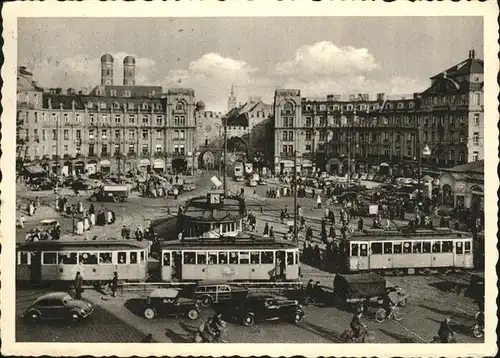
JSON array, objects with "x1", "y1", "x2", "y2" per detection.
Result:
[
  {"x1": 376, "y1": 93, "x2": 385, "y2": 101},
  {"x1": 470, "y1": 49, "x2": 475, "y2": 59},
  {"x1": 413, "y1": 92, "x2": 419, "y2": 99}
]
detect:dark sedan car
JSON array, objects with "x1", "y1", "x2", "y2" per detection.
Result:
[
  {"x1": 220, "y1": 292, "x2": 305, "y2": 327},
  {"x1": 143, "y1": 288, "x2": 201, "y2": 320},
  {"x1": 22, "y1": 292, "x2": 93, "y2": 322}
]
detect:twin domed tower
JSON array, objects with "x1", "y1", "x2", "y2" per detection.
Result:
[{"x1": 100, "y1": 53, "x2": 136, "y2": 86}]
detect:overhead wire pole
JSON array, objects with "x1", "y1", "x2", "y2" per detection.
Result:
[
  {"x1": 294, "y1": 149, "x2": 298, "y2": 246},
  {"x1": 223, "y1": 116, "x2": 228, "y2": 195}
]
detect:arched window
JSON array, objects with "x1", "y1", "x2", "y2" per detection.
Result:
[
  {"x1": 176, "y1": 102, "x2": 184, "y2": 111},
  {"x1": 142, "y1": 103, "x2": 149, "y2": 110},
  {"x1": 283, "y1": 102, "x2": 294, "y2": 114},
  {"x1": 114, "y1": 102, "x2": 120, "y2": 109}
]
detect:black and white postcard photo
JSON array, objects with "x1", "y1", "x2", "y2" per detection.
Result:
[{"x1": 1, "y1": 1, "x2": 498, "y2": 357}]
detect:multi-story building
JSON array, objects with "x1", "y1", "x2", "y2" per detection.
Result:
[
  {"x1": 17, "y1": 54, "x2": 198, "y2": 175},
  {"x1": 273, "y1": 50, "x2": 484, "y2": 175}
]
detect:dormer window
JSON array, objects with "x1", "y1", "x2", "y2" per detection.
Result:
[
  {"x1": 397, "y1": 102, "x2": 404, "y2": 109},
  {"x1": 114, "y1": 102, "x2": 120, "y2": 109},
  {"x1": 386, "y1": 103, "x2": 392, "y2": 110},
  {"x1": 333, "y1": 105, "x2": 340, "y2": 111},
  {"x1": 176, "y1": 102, "x2": 184, "y2": 111},
  {"x1": 100, "y1": 102, "x2": 106, "y2": 109},
  {"x1": 347, "y1": 105, "x2": 353, "y2": 111},
  {"x1": 87, "y1": 101, "x2": 93, "y2": 108},
  {"x1": 123, "y1": 90, "x2": 131, "y2": 98},
  {"x1": 142, "y1": 103, "x2": 149, "y2": 110},
  {"x1": 110, "y1": 90, "x2": 117, "y2": 97},
  {"x1": 409, "y1": 102, "x2": 415, "y2": 109},
  {"x1": 128, "y1": 102, "x2": 134, "y2": 110}
]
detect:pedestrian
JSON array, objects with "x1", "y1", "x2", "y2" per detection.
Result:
[
  {"x1": 74, "y1": 271, "x2": 83, "y2": 299},
  {"x1": 111, "y1": 271, "x2": 118, "y2": 297},
  {"x1": 18, "y1": 215, "x2": 26, "y2": 229},
  {"x1": 263, "y1": 222, "x2": 269, "y2": 236},
  {"x1": 317, "y1": 195, "x2": 322, "y2": 209},
  {"x1": 269, "y1": 226, "x2": 275, "y2": 239},
  {"x1": 89, "y1": 203, "x2": 95, "y2": 215},
  {"x1": 121, "y1": 225, "x2": 128, "y2": 240},
  {"x1": 358, "y1": 217, "x2": 364, "y2": 231}
]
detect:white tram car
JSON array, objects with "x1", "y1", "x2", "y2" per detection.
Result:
[
  {"x1": 16, "y1": 240, "x2": 150, "y2": 284},
  {"x1": 340, "y1": 228, "x2": 473, "y2": 275}
]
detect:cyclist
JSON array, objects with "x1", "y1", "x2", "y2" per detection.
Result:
[
  {"x1": 382, "y1": 292, "x2": 396, "y2": 317},
  {"x1": 350, "y1": 307, "x2": 367, "y2": 341}
]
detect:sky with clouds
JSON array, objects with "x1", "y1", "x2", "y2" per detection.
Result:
[{"x1": 18, "y1": 17, "x2": 483, "y2": 112}]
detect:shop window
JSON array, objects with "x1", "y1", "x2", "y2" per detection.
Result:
[
  {"x1": 261, "y1": 251, "x2": 274, "y2": 264},
  {"x1": 442, "y1": 241, "x2": 453, "y2": 253},
  {"x1": 43, "y1": 252, "x2": 57, "y2": 265},
  {"x1": 197, "y1": 252, "x2": 207, "y2": 264},
  {"x1": 432, "y1": 241, "x2": 441, "y2": 253},
  {"x1": 79, "y1": 253, "x2": 98, "y2": 265},
  {"x1": 250, "y1": 251, "x2": 260, "y2": 264},
  {"x1": 229, "y1": 252, "x2": 239, "y2": 264},
  {"x1": 99, "y1": 253, "x2": 112, "y2": 264},
  {"x1": 208, "y1": 252, "x2": 217, "y2": 264},
  {"x1": 218, "y1": 252, "x2": 228, "y2": 264},
  {"x1": 393, "y1": 242, "x2": 402, "y2": 254},
  {"x1": 371, "y1": 242, "x2": 383, "y2": 255},
  {"x1": 383, "y1": 243, "x2": 392, "y2": 254},
  {"x1": 130, "y1": 252, "x2": 138, "y2": 264},
  {"x1": 59, "y1": 252, "x2": 77, "y2": 265},
  {"x1": 422, "y1": 242, "x2": 431, "y2": 253},
  {"x1": 118, "y1": 252, "x2": 127, "y2": 264}
]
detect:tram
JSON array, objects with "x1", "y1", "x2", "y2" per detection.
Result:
[
  {"x1": 339, "y1": 227, "x2": 474, "y2": 275},
  {"x1": 16, "y1": 240, "x2": 150, "y2": 285},
  {"x1": 158, "y1": 236, "x2": 300, "y2": 282}
]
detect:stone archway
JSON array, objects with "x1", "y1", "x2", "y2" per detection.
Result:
[
  {"x1": 199, "y1": 150, "x2": 216, "y2": 170},
  {"x1": 227, "y1": 136, "x2": 249, "y2": 158},
  {"x1": 326, "y1": 158, "x2": 341, "y2": 175}
]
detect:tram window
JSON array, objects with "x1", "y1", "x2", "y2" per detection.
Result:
[
  {"x1": 221, "y1": 224, "x2": 227, "y2": 233},
  {"x1": 208, "y1": 252, "x2": 218, "y2": 264},
  {"x1": 351, "y1": 243, "x2": 359, "y2": 256},
  {"x1": 118, "y1": 252, "x2": 127, "y2": 264},
  {"x1": 250, "y1": 251, "x2": 260, "y2": 264},
  {"x1": 432, "y1": 241, "x2": 441, "y2": 253},
  {"x1": 19, "y1": 252, "x2": 30, "y2": 264},
  {"x1": 79, "y1": 253, "x2": 98, "y2": 265},
  {"x1": 219, "y1": 252, "x2": 228, "y2": 264},
  {"x1": 422, "y1": 242, "x2": 431, "y2": 253},
  {"x1": 59, "y1": 252, "x2": 77, "y2": 265},
  {"x1": 239, "y1": 252, "x2": 250, "y2": 264},
  {"x1": 42, "y1": 252, "x2": 57, "y2": 265},
  {"x1": 163, "y1": 252, "x2": 171, "y2": 266},
  {"x1": 197, "y1": 252, "x2": 207, "y2": 264},
  {"x1": 184, "y1": 252, "x2": 196, "y2": 264},
  {"x1": 360, "y1": 244, "x2": 368, "y2": 257},
  {"x1": 261, "y1": 251, "x2": 274, "y2": 264},
  {"x1": 412, "y1": 242, "x2": 422, "y2": 254},
  {"x1": 393, "y1": 242, "x2": 402, "y2": 254},
  {"x1": 402, "y1": 242, "x2": 411, "y2": 254},
  {"x1": 455, "y1": 241, "x2": 463, "y2": 254},
  {"x1": 99, "y1": 252, "x2": 112, "y2": 264},
  {"x1": 130, "y1": 252, "x2": 138, "y2": 264},
  {"x1": 464, "y1": 241, "x2": 471, "y2": 254},
  {"x1": 287, "y1": 252, "x2": 294, "y2": 265},
  {"x1": 140, "y1": 251, "x2": 145, "y2": 262},
  {"x1": 371, "y1": 243, "x2": 383, "y2": 255},
  {"x1": 442, "y1": 241, "x2": 453, "y2": 253},
  {"x1": 229, "y1": 252, "x2": 239, "y2": 264},
  {"x1": 230, "y1": 223, "x2": 235, "y2": 231},
  {"x1": 295, "y1": 251, "x2": 299, "y2": 264},
  {"x1": 383, "y1": 243, "x2": 392, "y2": 254}
]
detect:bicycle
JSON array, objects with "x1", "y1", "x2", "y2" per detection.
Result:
[{"x1": 375, "y1": 304, "x2": 404, "y2": 322}]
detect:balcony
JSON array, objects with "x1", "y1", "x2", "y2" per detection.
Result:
[
  {"x1": 127, "y1": 152, "x2": 136, "y2": 158},
  {"x1": 280, "y1": 152, "x2": 294, "y2": 158},
  {"x1": 154, "y1": 151, "x2": 165, "y2": 158},
  {"x1": 172, "y1": 152, "x2": 186, "y2": 158}
]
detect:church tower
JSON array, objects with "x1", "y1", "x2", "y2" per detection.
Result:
[
  {"x1": 123, "y1": 56, "x2": 136, "y2": 86},
  {"x1": 100, "y1": 53, "x2": 114, "y2": 85},
  {"x1": 227, "y1": 85, "x2": 237, "y2": 112}
]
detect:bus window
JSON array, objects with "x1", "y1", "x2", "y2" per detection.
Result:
[
  {"x1": 287, "y1": 252, "x2": 294, "y2": 265},
  {"x1": 229, "y1": 252, "x2": 239, "y2": 264},
  {"x1": 412, "y1": 242, "x2": 422, "y2": 254},
  {"x1": 261, "y1": 251, "x2": 274, "y2": 264},
  {"x1": 239, "y1": 252, "x2": 249, "y2": 264},
  {"x1": 422, "y1": 242, "x2": 431, "y2": 253},
  {"x1": 219, "y1": 252, "x2": 228, "y2": 264},
  {"x1": 130, "y1": 252, "x2": 138, "y2": 264},
  {"x1": 59, "y1": 252, "x2": 77, "y2": 265},
  {"x1": 442, "y1": 241, "x2": 453, "y2": 253},
  {"x1": 351, "y1": 243, "x2": 359, "y2": 256},
  {"x1": 184, "y1": 252, "x2": 196, "y2": 264},
  {"x1": 197, "y1": 252, "x2": 207, "y2": 264},
  {"x1": 464, "y1": 241, "x2": 471, "y2": 254},
  {"x1": 42, "y1": 252, "x2": 57, "y2": 265},
  {"x1": 360, "y1": 244, "x2": 368, "y2": 257},
  {"x1": 118, "y1": 252, "x2": 127, "y2": 264},
  {"x1": 79, "y1": 253, "x2": 98, "y2": 264},
  {"x1": 163, "y1": 252, "x2": 171, "y2": 266},
  {"x1": 455, "y1": 241, "x2": 463, "y2": 254},
  {"x1": 393, "y1": 242, "x2": 402, "y2": 254},
  {"x1": 432, "y1": 241, "x2": 441, "y2": 253},
  {"x1": 402, "y1": 242, "x2": 411, "y2": 254},
  {"x1": 208, "y1": 252, "x2": 217, "y2": 264},
  {"x1": 19, "y1": 252, "x2": 30, "y2": 265},
  {"x1": 250, "y1": 251, "x2": 260, "y2": 264},
  {"x1": 99, "y1": 252, "x2": 112, "y2": 264},
  {"x1": 383, "y1": 242, "x2": 392, "y2": 254},
  {"x1": 371, "y1": 243, "x2": 383, "y2": 255}
]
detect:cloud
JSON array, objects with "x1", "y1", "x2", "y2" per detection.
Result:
[{"x1": 23, "y1": 52, "x2": 158, "y2": 92}]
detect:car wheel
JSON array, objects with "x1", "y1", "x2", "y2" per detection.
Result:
[
  {"x1": 293, "y1": 312, "x2": 304, "y2": 324},
  {"x1": 472, "y1": 325, "x2": 484, "y2": 338},
  {"x1": 375, "y1": 308, "x2": 386, "y2": 323},
  {"x1": 70, "y1": 311, "x2": 81, "y2": 322},
  {"x1": 200, "y1": 295, "x2": 213, "y2": 308},
  {"x1": 243, "y1": 313, "x2": 255, "y2": 326},
  {"x1": 27, "y1": 311, "x2": 40, "y2": 322},
  {"x1": 144, "y1": 308, "x2": 156, "y2": 320},
  {"x1": 187, "y1": 309, "x2": 200, "y2": 320}
]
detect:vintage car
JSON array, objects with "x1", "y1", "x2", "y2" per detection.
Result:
[
  {"x1": 167, "y1": 184, "x2": 184, "y2": 196},
  {"x1": 22, "y1": 292, "x2": 93, "y2": 322},
  {"x1": 182, "y1": 180, "x2": 196, "y2": 192},
  {"x1": 90, "y1": 185, "x2": 129, "y2": 203},
  {"x1": 143, "y1": 288, "x2": 201, "y2": 320},
  {"x1": 220, "y1": 292, "x2": 305, "y2": 326},
  {"x1": 185, "y1": 281, "x2": 249, "y2": 307}
]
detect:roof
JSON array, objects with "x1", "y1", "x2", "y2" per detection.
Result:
[
  {"x1": 148, "y1": 288, "x2": 179, "y2": 298},
  {"x1": 441, "y1": 160, "x2": 484, "y2": 174},
  {"x1": 335, "y1": 273, "x2": 385, "y2": 284},
  {"x1": 345, "y1": 228, "x2": 472, "y2": 242},
  {"x1": 35, "y1": 292, "x2": 71, "y2": 302},
  {"x1": 42, "y1": 93, "x2": 165, "y2": 111},
  {"x1": 160, "y1": 238, "x2": 298, "y2": 250},
  {"x1": 24, "y1": 163, "x2": 47, "y2": 175},
  {"x1": 430, "y1": 57, "x2": 484, "y2": 79},
  {"x1": 182, "y1": 197, "x2": 245, "y2": 221},
  {"x1": 17, "y1": 240, "x2": 150, "y2": 251}
]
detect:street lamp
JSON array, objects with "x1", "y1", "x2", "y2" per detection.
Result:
[{"x1": 417, "y1": 143, "x2": 431, "y2": 204}]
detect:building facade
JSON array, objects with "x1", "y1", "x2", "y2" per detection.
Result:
[
  {"x1": 17, "y1": 54, "x2": 198, "y2": 175},
  {"x1": 273, "y1": 50, "x2": 484, "y2": 175}
]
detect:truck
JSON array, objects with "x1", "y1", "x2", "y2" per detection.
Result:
[{"x1": 90, "y1": 185, "x2": 129, "y2": 203}]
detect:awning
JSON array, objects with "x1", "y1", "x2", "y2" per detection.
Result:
[
  {"x1": 139, "y1": 159, "x2": 151, "y2": 166},
  {"x1": 302, "y1": 160, "x2": 313, "y2": 167},
  {"x1": 24, "y1": 164, "x2": 46, "y2": 175},
  {"x1": 100, "y1": 160, "x2": 111, "y2": 166},
  {"x1": 379, "y1": 162, "x2": 390, "y2": 167},
  {"x1": 153, "y1": 159, "x2": 165, "y2": 168},
  {"x1": 471, "y1": 189, "x2": 483, "y2": 196},
  {"x1": 280, "y1": 160, "x2": 295, "y2": 168}
]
